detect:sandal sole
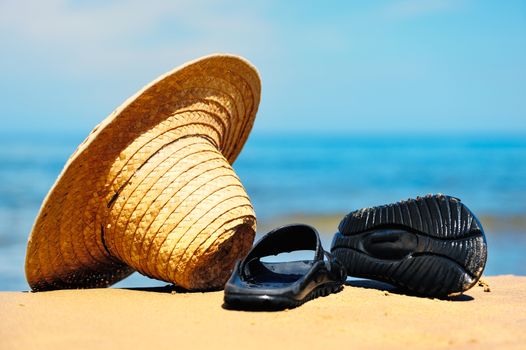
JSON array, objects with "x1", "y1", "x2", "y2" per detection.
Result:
[
  {"x1": 331, "y1": 194, "x2": 487, "y2": 297},
  {"x1": 224, "y1": 282, "x2": 343, "y2": 310}
]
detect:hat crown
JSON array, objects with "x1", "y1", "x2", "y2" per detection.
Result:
[{"x1": 102, "y1": 134, "x2": 255, "y2": 289}]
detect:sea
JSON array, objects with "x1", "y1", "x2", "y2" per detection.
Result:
[{"x1": 1, "y1": 131, "x2": 525, "y2": 290}]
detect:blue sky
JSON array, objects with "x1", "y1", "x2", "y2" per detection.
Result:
[{"x1": 0, "y1": 0, "x2": 525, "y2": 134}]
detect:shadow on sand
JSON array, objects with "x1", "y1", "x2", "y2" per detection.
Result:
[
  {"x1": 123, "y1": 285, "x2": 221, "y2": 294},
  {"x1": 345, "y1": 279, "x2": 474, "y2": 301}
]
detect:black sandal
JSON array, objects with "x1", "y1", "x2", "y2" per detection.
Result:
[
  {"x1": 331, "y1": 194, "x2": 487, "y2": 297},
  {"x1": 224, "y1": 224, "x2": 346, "y2": 310}
]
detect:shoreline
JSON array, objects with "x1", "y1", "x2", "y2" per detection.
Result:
[
  {"x1": 257, "y1": 212, "x2": 526, "y2": 235},
  {"x1": 1, "y1": 275, "x2": 525, "y2": 349}
]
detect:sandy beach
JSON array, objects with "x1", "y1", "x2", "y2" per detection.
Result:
[{"x1": 1, "y1": 275, "x2": 524, "y2": 350}]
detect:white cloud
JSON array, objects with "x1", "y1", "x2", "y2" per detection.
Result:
[{"x1": 0, "y1": 0, "x2": 274, "y2": 76}]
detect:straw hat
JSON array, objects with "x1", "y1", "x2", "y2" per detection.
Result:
[{"x1": 25, "y1": 54, "x2": 260, "y2": 291}]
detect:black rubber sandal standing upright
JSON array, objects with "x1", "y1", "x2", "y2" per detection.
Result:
[
  {"x1": 224, "y1": 224, "x2": 346, "y2": 310},
  {"x1": 331, "y1": 194, "x2": 487, "y2": 297}
]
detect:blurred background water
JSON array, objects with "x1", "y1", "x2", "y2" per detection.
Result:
[
  {"x1": 1, "y1": 131, "x2": 525, "y2": 290},
  {"x1": 1, "y1": 1, "x2": 525, "y2": 290}
]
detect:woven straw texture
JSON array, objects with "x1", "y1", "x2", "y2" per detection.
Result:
[{"x1": 25, "y1": 54, "x2": 260, "y2": 291}]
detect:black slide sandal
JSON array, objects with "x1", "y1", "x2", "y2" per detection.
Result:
[
  {"x1": 331, "y1": 194, "x2": 487, "y2": 297},
  {"x1": 224, "y1": 224, "x2": 346, "y2": 310}
]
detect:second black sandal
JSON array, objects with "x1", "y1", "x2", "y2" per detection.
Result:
[
  {"x1": 331, "y1": 194, "x2": 487, "y2": 297},
  {"x1": 224, "y1": 224, "x2": 346, "y2": 310}
]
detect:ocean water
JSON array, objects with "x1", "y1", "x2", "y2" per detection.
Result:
[{"x1": 1, "y1": 132, "x2": 525, "y2": 290}]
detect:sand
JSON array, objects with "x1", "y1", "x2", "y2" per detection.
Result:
[{"x1": 1, "y1": 275, "x2": 525, "y2": 350}]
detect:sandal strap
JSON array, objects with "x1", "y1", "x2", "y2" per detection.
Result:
[
  {"x1": 241, "y1": 224, "x2": 324, "y2": 275},
  {"x1": 322, "y1": 250, "x2": 338, "y2": 272}
]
